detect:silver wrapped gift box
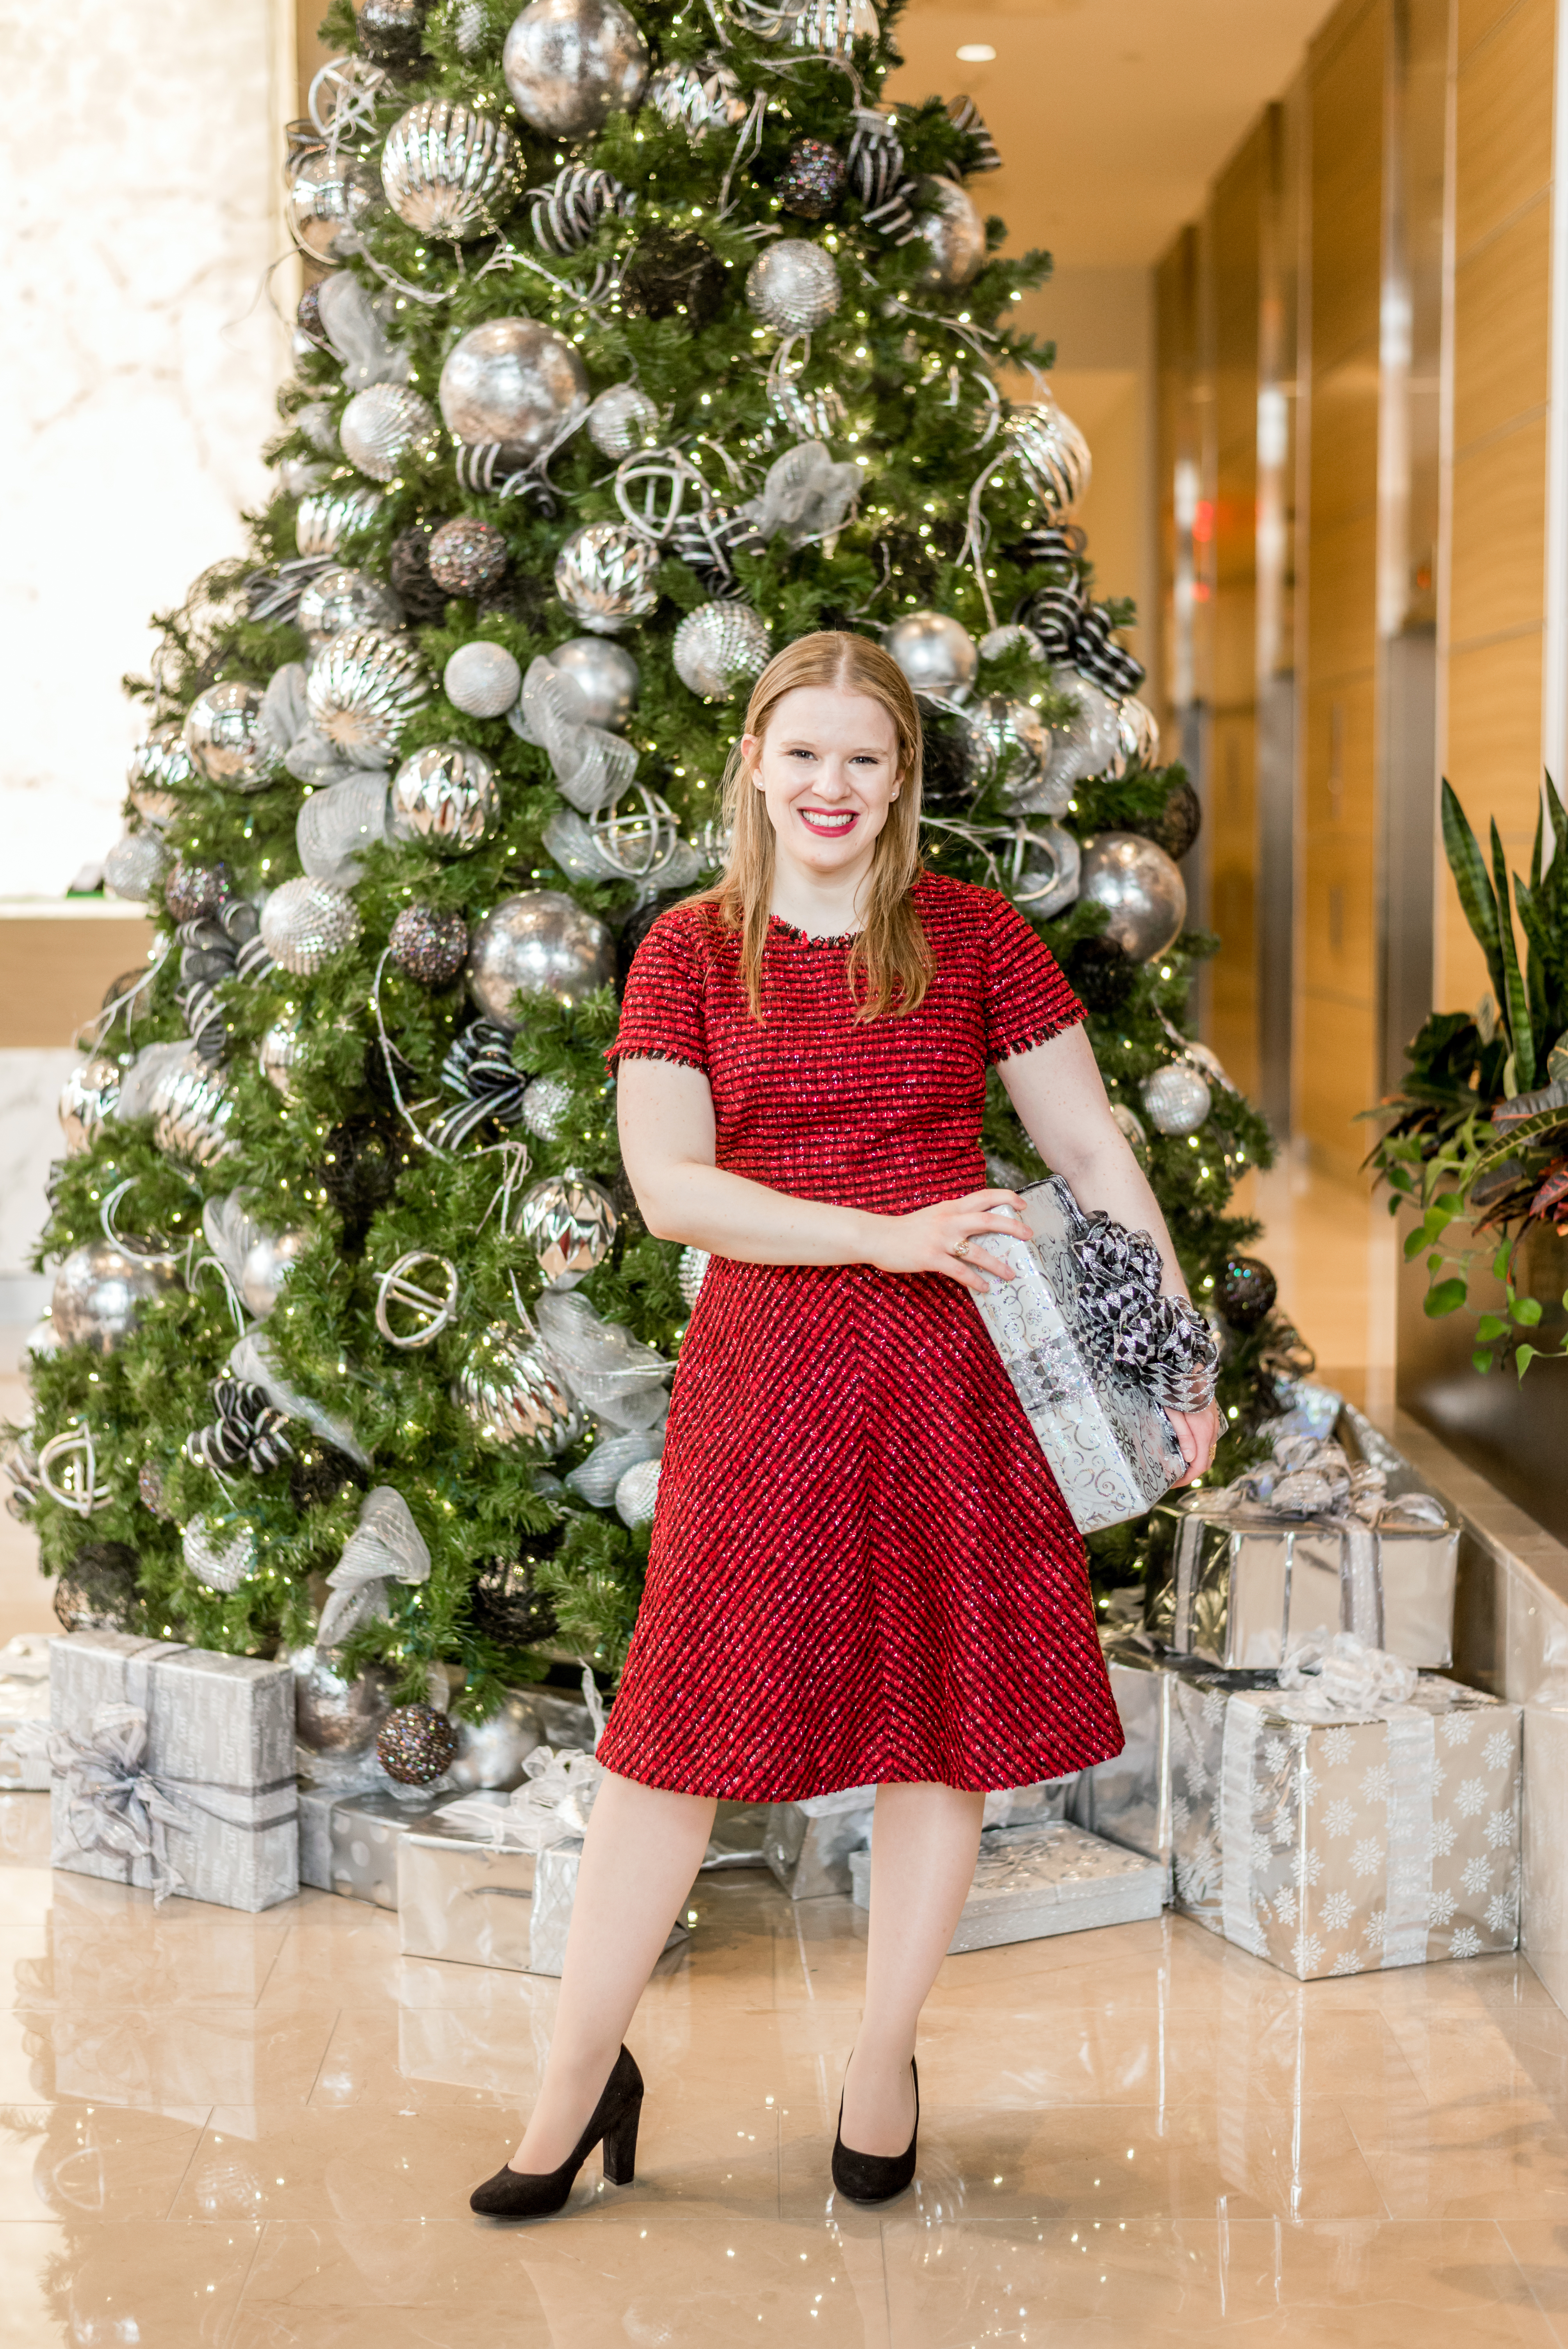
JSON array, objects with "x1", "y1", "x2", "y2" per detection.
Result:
[
  {"x1": 851, "y1": 1820, "x2": 1164, "y2": 1952},
  {"x1": 50, "y1": 1631, "x2": 296, "y2": 1913},
  {"x1": 298, "y1": 1783, "x2": 463, "y2": 1905},
  {"x1": 970, "y1": 1178, "x2": 1187, "y2": 1533},
  {"x1": 0, "y1": 1635, "x2": 52, "y2": 1789},
  {"x1": 764, "y1": 1779, "x2": 1078, "y2": 1900}
]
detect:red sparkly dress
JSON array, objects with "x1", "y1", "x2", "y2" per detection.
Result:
[{"x1": 596, "y1": 871, "x2": 1124, "y2": 1800}]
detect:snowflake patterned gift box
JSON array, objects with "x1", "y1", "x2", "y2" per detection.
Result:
[{"x1": 1169, "y1": 1672, "x2": 1521, "y2": 1980}]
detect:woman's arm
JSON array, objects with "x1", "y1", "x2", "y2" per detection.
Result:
[{"x1": 614, "y1": 1056, "x2": 1028, "y2": 1295}]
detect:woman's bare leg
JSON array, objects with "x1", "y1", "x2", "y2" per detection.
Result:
[
  {"x1": 510, "y1": 1770, "x2": 716, "y2": 2172},
  {"x1": 840, "y1": 1780, "x2": 985, "y2": 2156}
]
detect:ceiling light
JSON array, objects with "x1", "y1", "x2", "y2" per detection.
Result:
[{"x1": 956, "y1": 43, "x2": 995, "y2": 62}]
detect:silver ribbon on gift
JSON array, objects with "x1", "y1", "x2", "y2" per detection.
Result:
[
  {"x1": 508, "y1": 655, "x2": 638, "y2": 815},
  {"x1": 48, "y1": 1703, "x2": 194, "y2": 1905},
  {"x1": 440, "y1": 1743, "x2": 602, "y2": 1852},
  {"x1": 317, "y1": 1485, "x2": 431, "y2": 1649},
  {"x1": 1277, "y1": 1628, "x2": 1419, "y2": 1717}
]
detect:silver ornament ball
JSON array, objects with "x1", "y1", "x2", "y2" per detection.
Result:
[
  {"x1": 59, "y1": 1057, "x2": 121, "y2": 1154},
  {"x1": 127, "y1": 724, "x2": 194, "y2": 825},
  {"x1": 184, "y1": 682, "x2": 272, "y2": 791},
  {"x1": 290, "y1": 1646, "x2": 396, "y2": 1756},
  {"x1": 259, "y1": 1015, "x2": 302, "y2": 1098},
  {"x1": 1007, "y1": 822, "x2": 1081, "y2": 919},
  {"x1": 914, "y1": 176, "x2": 987, "y2": 289},
  {"x1": 438, "y1": 317, "x2": 590, "y2": 455},
  {"x1": 1008, "y1": 394, "x2": 1092, "y2": 518},
  {"x1": 673, "y1": 602, "x2": 772, "y2": 700},
  {"x1": 1078, "y1": 833, "x2": 1188, "y2": 962},
  {"x1": 1110, "y1": 1102, "x2": 1149, "y2": 1162},
  {"x1": 445, "y1": 640, "x2": 522, "y2": 718},
  {"x1": 1040, "y1": 667, "x2": 1123, "y2": 795},
  {"x1": 103, "y1": 831, "x2": 165, "y2": 904},
  {"x1": 1115, "y1": 695, "x2": 1161, "y2": 774},
  {"x1": 884, "y1": 610, "x2": 978, "y2": 703},
  {"x1": 240, "y1": 1228, "x2": 309, "y2": 1320},
  {"x1": 677, "y1": 1245, "x2": 710, "y2": 1311},
  {"x1": 1140, "y1": 1062, "x2": 1213, "y2": 1137},
  {"x1": 51, "y1": 1240, "x2": 179, "y2": 1355},
  {"x1": 467, "y1": 890, "x2": 615, "y2": 1028},
  {"x1": 454, "y1": 1320, "x2": 581, "y2": 1451},
  {"x1": 522, "y1": 1169, "x2": 618, "y2": 1287},
  {"x1": 295, "y1": 485, "x2": 384, "y2": 560},
  {"x1": 340, "y1": 385, "x2": 441, "y2": 482},
  {"x1": 501, "y1": 0, "x2": 651, "y2": 136},
  {"x1": 958, "y1": 695, "x2": 1049, "y2": 797},
  {"x1": 260, "y1": 876, "x2": 365, "y2": 975},
  {"x1": 380, "y1": 98, "x2": 519, "y2": 240},
  {"x1": 554, "y1": 522, "x2": 661, "y2": 634},
  {"x1": 296, "y1": 566, "x2": 403, "y2": 643},
  {"x1": 645, "y1": 57, "x2": 747, "y2": 140},
  {"x1": 745, "y1": 239, "x2": 842, "y2": 332},
  {"x1": 150, "y1": 1053, "x2": 237, "y2": 1165},
  {"x1": 448, "y1": 1692, "x2": 542, "y2": 1791},
  {"x1": 521, "y1": 1074, "x2": 574, "y2": 1140},
  {"x1": 306, "y1": 627, "x2": 429, "y2": 768},
  {"x1": 552, "y1": 636, "x2": 639, "y2": 730},
  {"x1": 390, "y1": 742, "x2": 501, "y2": 854},
  {"x1": 586, "y1": 382, "x2": 660, "y2": 458}
]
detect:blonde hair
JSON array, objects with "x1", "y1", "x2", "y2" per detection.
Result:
[{"x1": 696, "y1": 631, "x2": 933, "y2": 1021}]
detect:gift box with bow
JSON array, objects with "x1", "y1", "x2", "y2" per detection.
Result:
[
  {"x1": 1145, "y1": 1433, "x2": 1458, "y2": 1670},
  {"x1": 0, "y1": 1635, "x2": 52, "y2": 1790},
  {"x1": 49, "y1": 1631, "x2": 296, "y2": 1912},
  {"x1": 850, "y1": 1819, "x2": 1165, "y2": 1951}
]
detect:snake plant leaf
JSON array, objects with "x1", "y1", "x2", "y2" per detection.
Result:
[
  {"x1": 1491, "y1": 818, "x2": 1536, "y2": 1089},
  {"x1": 1441, "y1": 779, "x2": 1507, "y2": 1012}
]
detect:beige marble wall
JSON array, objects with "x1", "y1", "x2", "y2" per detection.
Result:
[{"x1": 1, "y1": 0, "x2": 293, "y2": 896}]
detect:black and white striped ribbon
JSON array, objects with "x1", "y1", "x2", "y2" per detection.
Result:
[
  {"x1": 185, "y1": 1380, "x2": 294, "y2": 1475},
  {"x1": 430, "y1": 1019, "x2": 530, "y2": 1150}
]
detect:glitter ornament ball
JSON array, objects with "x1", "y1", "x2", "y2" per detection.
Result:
[
  {"x1": 521, "y1": 1074, "x2": 573, "y2": 1140},
  {"x1": 884, "y1": 611, "x2": 978, "y2": 703},
  {"x1": 673, "y1": 602, "x2": 772, "y2": 700},
  {"x1": 552, "y1": 636, "x2": 638, "y2": 730},
  {"x1": 1140, "y1": 1062, "x2": 1213, "y2": 1137},
  {"x1": 428, "y1": 516, "x2": 508, "y2": 596},
  {"x1": 438, "y1": 317, "x2": 590, "y2": 456},
  {"x1": 745, "y1": 239, "x2": 842, "y2": 332},
  {"x1": 678, "y1": 1246, "x2": 709, "y2": 1310},
  {"x1": 377, "y1": 1703, "x2": 460, "y2": 1786},
  {"x1": 554, "y1": 522, "x2": 661, "y2": 634},
  {"x1": 586, "y1": 381, "x2": 659, "y2": 458},
  {"x1": 296, "y1": 565, "x2": 403, "y2": 642},
  {"x1": 306, "y1": 628, "x2": 429, "y2": 767},
  {"x1": 296, "y1": 485, "x2": 384, "y2": 560},
  {"x1": 164, "y1": 860, "x2": 232, "y2": 923},
  {"x1": 260, "y1": 877, "x2": 364, "y2": 975},
  {"x1": 467, "y1": 890, "x2": 616, "y2": 1027},
  {"x1": 615, "y1": 1456, "x2": 660, "y2": 1528},
  {"x1": 454, "y1": 1321, "x2": 581, "y2": 1450},
  {"x1": 1217, "y1": 1254, "x2": 1278, "y2": 1331},
  {"x1": 390, "y1": 741, "x2": 500, "y2": 854},
  {"x1": 358, "y1": 0, "x2": 429, "y2": 69},
  {"x1": 778, "y1": 137, "x2": 846, "y2": 219},
  {"x1": 390, "y1": 521, "x2": 451, "y2": 621},
  {"x1": 390, "y1": 903, "x2": 469, "y2": 985},
  {"x1": 1077, "y1": 834, "x2": 1187, "y2": 962},
  {"x1": 914, "y1": 176, "x2": 987, "y2": 288},
  {"x1": 522, "y1": 1169, "x2": 618, "y2": 1287},
  {"x1": 444, "y1": 640, "x2": 522, "y2": 717},
  {"x1": 58, "y1": 1058, "x2": 121, "y2": 1155},
  {"x1": 340, "y1": 385, "x2": 441, "y2": 482},
  {"x1": 103, "y1": 832, "x2": 165, "y2": 904},
  {"x1": 52, "y1": 1240, "x2": 180, "y2": 1355},
  {"x1": 184, "y1": 682, "x2": 271, "y2": 790},
  {"x1": 380, "y1": 98, "x2": 518, "y2": 239},
  {"x1": 502, "y1": 0, "x2": 650, "y2": 136}
]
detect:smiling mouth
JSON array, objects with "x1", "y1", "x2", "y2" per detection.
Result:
[{"x1": 799, "y1": 808, "x2": 857, "y2": 834}]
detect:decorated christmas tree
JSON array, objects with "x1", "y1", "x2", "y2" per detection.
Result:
[{"x1": 5, "y1": 0, "x2": 1297, "y2": 1749}]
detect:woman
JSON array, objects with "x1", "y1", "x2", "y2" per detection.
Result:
[{"x1": 470, "y1": 631, "x2": 1219, "y2": 2219}]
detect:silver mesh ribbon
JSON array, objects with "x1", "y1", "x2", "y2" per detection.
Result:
[
  {"x1": 317, "y1": 1485, "x2": 432, "y2": 1649},
  {"x1": 509, "y1": 654, "x2": 638, "y2": 814},
  {"x1": 48, "y1": 1704, "x2": 195, "y2": 1905}
]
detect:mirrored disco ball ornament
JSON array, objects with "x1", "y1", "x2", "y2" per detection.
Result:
[
  {"x1": 645, "y1": 57, "x2": 747, "y2": 139},
  {"x1": 340, "y1": 385, "x2": 441, "y2": 482},
  {"x1": 1007, "y1": 394, "x2": 1092, "y2": 518},
  {"x1": 552, "y1": 636, "x2": 638, "y2": 730},
  {"x1": 377, "y1": 1703, "x2": 460, "y2": 1787},
  {"x1": 164, "y1": 860, "x2": 230, "y2": 923},
  {"x1": 380, "y1": 99, "x2": 519, "y2": 238},
  {"x1": 290, "y1": 1646, "x2": 394, "y2": 1756},
  {"x1": 778, "y1": 137, "x2": 846, "y2": 220},
  {"x1": 1110, "y1": 1102, "x2": 1149, "y2": 1162},
  {"x1": 454, "y1": 1321, "x2": 581, "y2": 1450},
  {"x1": 1006, "y1": 822, "x2": 1080, "y2": 919},
  {"x1": 295, "y1": 485, "x2": 384, "y2": 560},
  {"x1": 467, "y1": 890, "x2": 615, "y2": 1027},
  {"x1": 296, "y1": 566, "x2": 403, "y2": 642},
  {"x1": 746, "y1": 240, "x2": 842, "y2": 332},
  {"x1": 428, "y1": 517, "x2": 508, "y2": 597},
  {"x1": 307, "y1": 628, "x2": 429, "y2": 766},
  {"x1": 522, "y1": 1169, "x2": 618, "y2": 1287},
  {"x1": 1217, "y1": 1254, "x2": 1277, "y2": 1330},
  {"x1": 615, "y1": 1455, "x2": 660, "y2": 1528},
  {"x1": 184, "y1": 682, "x2": 271, "y2": 790},
  {"x1": 240, "y1": 1228, "x2": 308, "y2": 1319},
  {"x1": 958, "y1": 696, "x2": 1048, "y2": 796},
  {"x1": 444, "y1": 640, "x2": 522, "y2": 717},
  {"x1": 1078, "y1": 833, "x2": 1187, "y2": 962},
  {"x1": 439, "y1": 317, "x2": 589, "y2": 456},
  {"x1": 59, "y1": 1058, "x2": 121, "y2": 1155},
  {"x1": 678, "y1": 1246, "x2": 709, "y2": 1310},
  {"x1": 259, "y1": 1014, "x2": 302, "y2": 1096},
  {"x1": 673, "y1": 602, "x2": 772, "y2": 700},
  {"x1": 127, "y1": 724, "x2": 193, "y2": 825},
  {"x1": 586, "y1": 381, "x2": 659, "y2": 458},
  {"x1": 1140, "y1": 1061, "x2": 1212, "y2": 1137},
  {"x1": 1115, "y1": 695, "x2": 1160, "y2": 774},
  {"x1": 260, "y1": 877, "x2": 364, "y2": 975},
  {"x1": 554, "y1": 522, "x2": 661, "y2": 634},
  {"x1": 501, "y1": 0, "x2": 650, "y2": 135},
  {"x1": 390, "y1": 742, "x2": 500, "y2": 854},
  {"x1": 150, "y1": 1052, "x2": 236, "y2": 1164},
  {"x1": 521, "y1": 1074, "x2": 573, "y2": 1140},
  {"x1": 390, "y1": 903, "x2": 469, "y2": 985},
  {"x1": 884, "y1": 610, "x2": 978, "y2": 703},
  {"x1": 914, "y1": 176, "x2": 986, "y2": 289},
  {"x1": 103, "y1": 831, "x2": 165, "y2": 904}
]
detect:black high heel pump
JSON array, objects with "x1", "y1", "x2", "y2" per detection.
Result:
[
  {"x1": 469, "y1": 2045, "x2": 644, "y2": 2219},
  {"x1": 831, "y1": 2058, "x2": 919, "y2": 2205}
]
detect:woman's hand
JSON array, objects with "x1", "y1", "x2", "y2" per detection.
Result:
[
  {"x1": 1167, "y1": 1399, "x2": 1224, "y2": 1489},
  {"x1": 861, "y1": 1190, "x2": 1029, "y2": 1295}
]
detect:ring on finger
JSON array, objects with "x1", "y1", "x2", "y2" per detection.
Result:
[{"x1": 952, "y1": 1238, "x2": 971, "y2": 1260}]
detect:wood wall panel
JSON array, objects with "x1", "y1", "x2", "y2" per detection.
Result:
[
  {"x1": 1449, "y1": 416, "x2": 1550, "y2": 643},
  {"x1": 1296, "y1": 994, "x2": 1381, "y2": 1177},
  {"x1": 1308, "y1": 6, "x2": 1388, "y2": 371},
  {"x1": 1445, "y1": 628, "x2": 1547, "y2": 846},
  {"x1": 1452, "y1": 0, "x2": 1556, "y2": 254},
  {"x1": 1458, "y1": 0, "x2": 1528, "y2": 51},
  {"x1": 1306, "y1": 513, "x2": 1381, "y2": 682},
  {"x1": 1450, "y1": 198, "x2": 1552, "y2": 451}
]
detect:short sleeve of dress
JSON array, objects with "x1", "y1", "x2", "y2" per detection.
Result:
[
  {"x1": 982, "y1": 894, "x2": 1086, "y2": 1064},
  {"x1": 605, "y1": 907, "x2": 710, "y2": 1076}
]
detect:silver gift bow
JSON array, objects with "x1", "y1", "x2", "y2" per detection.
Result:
[
  {"x1": 48, "y1": 1703, "x2": 194, "y2": 1905},
  {"x1": 440, "y1": 1743, "x2": 602, "y2": 1853},
  {"x1": 1276, "y1": 1629, "x2": 1419, "y2": 1718},
  {"x1": 317, "y1": 1485, "x2": 431, "y2": 1649},
  {"x1": 1227, "y1": 1434, "x2": 1447, "y2": 1531}
]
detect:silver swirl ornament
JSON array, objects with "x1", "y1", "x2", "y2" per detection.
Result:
[
  {"x1": 528, "y1": 165, "x2": 632, "y2": 256},
  {"x1": 306, "y1": 627, "x2": 429, "y2": 766},
  {"x1": 259, "y1": 877, "x2": 365, "y2": 976},
  {"x1": 1007, "y1": 394, "x2": 1092, "y2": 519},
  {"x1": 673, "y1": 602, "x2": 772, "y2": 700},
  {"x1": 913, "y1": 177, "x2": 987, "y2": 290},
  {"x1": 296, "y1": 566, "x2": 403, "y2": 643},
  {"x1": 295, "y1": 485, "x2": 384, "y2": 559},
  {"x1": 586, "y1": 382, "x2": 659, "y2": 459},
  {"x1": 554, "y1": 523, "x2": 661, "y2": 634},
  {"x1": 380, "y1": 99, "x2": 519, "y2": 239},
  {"x1": 149, "y1": 1051, "x2": 238, "y2": 1166},
  {"x1": 645, "y1": 57, "x2": 747, "y2": 140},
  {"x1": 501, "y1": 0, "x2": 651, "y2": 137},
  {"x1": 390, "y1": 743, "x2": 500, "y2": 854},
  {"x1": 745, "y1": 240, "x2": 842, "y2": 332},
  {"x1": 454, "y1": 1321, "x2": 581, "y2": 1452},
  {"x1": 522, "y1": 1169, "x2": 618, "y2": 1288},
  {"x1": 340, "y1": 385, "x2": 442, "y2": 482},
  {"x1": 438, "y1": 318, "x2": 590, "y2": 461},
  {"x1": 184, "y1": 683, "x2": 272, "y2": 791},
  {"x1": 958, "y1": 695, "x2": 1049, "y2": 798}
]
